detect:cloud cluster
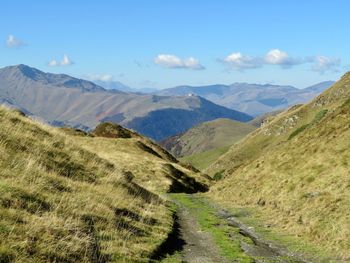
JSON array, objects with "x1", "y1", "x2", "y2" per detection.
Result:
[
  {"x1": 222, "y1": 49, "x2": 340, "y2": 73},
  {"x1": 5, "y1": 33, "x2": 341, "y2": 75},
  {"x1": 154, "y1": 54, "x2": 205, "y2": 70},
  {"x1": 6, "y1": 35, "x2": 25, "y2": 48},
  {"x1": 5, "y1": 35, "x2": 75, "y2": 67},
  {"x1": 223, "y1": 52, "x2": 262, "y2": 70},
  {"x1": 49, "y1": 54, "x2": 73, "y2": 67},
  {"x1": 308, "y1": 56, "x2": 341, "y2": 74}
]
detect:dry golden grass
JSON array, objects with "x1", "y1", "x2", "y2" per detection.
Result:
[
  {"x1": 207, "y1": 72, "x2": 350, "y2": 259},
  {"x1": 0, "y1": 106, "x2": 206, "y2": 262},
  {"x1": 72, "y1": 136, "x2": 210, "y2": 195}
]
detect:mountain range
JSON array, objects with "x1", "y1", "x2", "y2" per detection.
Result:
[
  {"x1": 93, "y1": 79, "x2": 134, "y2": 92},
  {"x1": 0, "y1": 65, "x2": 252, "y2": 141},
  {"x1": 155, "y1": 81, "x2": 335, "y2": 116},
  {"x1": 94, "y1": 80, "x2": 159, "y2": 94}
]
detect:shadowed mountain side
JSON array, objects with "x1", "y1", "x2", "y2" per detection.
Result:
[{"x1": 126, "y1": 105, "x2": 252, "y2": 142}]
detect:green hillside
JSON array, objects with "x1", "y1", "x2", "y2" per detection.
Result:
[
  {"x1": 180, "y1": 145, "x2": 231, "y2": 171},
  {"x1": 0, "y1": 106, "x2": 208, "y2": 262},
  {"x1": 161, "y1": 118, "x2": 256, "y2": 170},
  {"x1": 206, "y1": 72, "x2": 350, "y2": 259}
]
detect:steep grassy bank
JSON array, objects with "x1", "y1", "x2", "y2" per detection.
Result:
[
  {"x1": 0, "y1": 106, "x2": 207, "y2": 262},
  {"x1": 207, "y1": 72, "x2": 350, "y2": 260},
  {"x1": 69, "y1": 122, "x2": 210, "y2": 194}
]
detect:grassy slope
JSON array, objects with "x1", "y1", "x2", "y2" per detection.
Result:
[
  {"x1": 248, "y1": 110, "x2": 283, "y2": 128},
  {"x1": 180, "y1": 146, "x2": 231, "y2": 171},
  {"x1": 72, "y1": 133, "x2": 209, "y2": 195},
  {"x1": 207, "y1": 72, "x2": 350, "y2": 259},
  {"x1": 0, "y1": 106, "x2": 208, "y2": 262},
  {"x1": 166, "y1": 118, "x2": 255, "y2": 170}
]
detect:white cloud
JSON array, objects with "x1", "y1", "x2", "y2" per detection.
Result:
[
  {"x1": 308, "y1": 55, "x2": 341, "y2": 74},
  {"x1": 264, "y1": 49, "x2": 302, "y2": 67},
  {"x1": 223, "y1": 52, "x2": 262, "y2": 70},
  {"x1": 88, "y1": 74, "x2": 113, "y2": 82},
  {"x1": 48, "y1": 60, "x2": 58, "y2": 67},
  {"x1": 61, "y1": 54, "x2": 73, "y2": 66},
  {"x1": 48, "y1": 54, "x2": 73, "y2": 67},
  {"x1": 221, "y1": 49, "x2": 341, "y2": 73},
  {"x1": 265, "y1": 49, "x2": 288, "y2": 64},
  {"x1": 154, "y1": 54, "x2": 205, "y2": 70},
  {"x1": 6, "y1": 34, "x2": 25, "y2": 48}
]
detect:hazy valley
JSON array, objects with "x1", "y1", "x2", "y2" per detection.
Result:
[{"x1": 0, "y1": 65, "x2": 252, "y2": 141}]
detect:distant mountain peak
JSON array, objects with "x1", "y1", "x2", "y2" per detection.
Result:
[
  {"x1": 13, "y1": 64, "x2": 43, "y2": 79},
  {"x1": 0, "y1": 64, "x2": 117, "y2": 93},
  {"x1": 303, "y1": 81, "x2": 335, "y2": 93}
]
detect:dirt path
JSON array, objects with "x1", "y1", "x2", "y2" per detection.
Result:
[
  {"x1": 176, "y1": 203, "x2": 231, "y2": 263},
  {"x1": 163, "y1": 194, "x2": 311, "y2": 263}
]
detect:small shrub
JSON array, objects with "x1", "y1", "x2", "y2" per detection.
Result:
[
  {"x1": 288, "y1": 109, "x2": 328, "y2": 140},
  {"x1": 310, "y1": 109, "x2": 328, "y2": 125},
  {"x1": 305, "y1": 176, "x2": 315, "y2": 183},
  {"x1": 0, "y1": 246, "x2": 15, "y2": 263},
  {"x1": 288, "y1": 124, "x2": 309, "y2": 140},
  {"x1": 287, "y1": 184, "x2": 296, "y2": 192},
  {"x1": 213, "y1": 171, "x2": 224, "y2": 181},
  {"x1": 341, "y1": 97, "x2": 350, "y2": 107}
]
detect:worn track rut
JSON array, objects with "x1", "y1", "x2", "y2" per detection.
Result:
[{"x1": 160, "y1": 194, "x2": 311, "y2": 263}]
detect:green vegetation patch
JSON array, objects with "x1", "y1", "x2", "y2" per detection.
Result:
[
  {"x1": 180, "y1": 146, "x2": 231, "y2": 170},
  {"x1": 288, "y1": 109, "x2": 328, "y2": 140},
  {"x1": 288, "y1": 124, "x2": 310, "y2": 140},
  {"x1": 171, "y1": 194, "x2": 253, "y2": 262},
  {"x1": 226, "y1": 207, "x2": 335, "y2": 262},
  {"x1": 213, "y1": 170, "x2": 225, "y2": 181}
]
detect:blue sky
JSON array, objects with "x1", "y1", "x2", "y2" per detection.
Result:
[{"x1": 1, "y1": 0, "x2": 349, "y2": 89}]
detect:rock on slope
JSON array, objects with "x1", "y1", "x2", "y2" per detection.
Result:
[
  {"x1": 207, "y1": 72, "x2": 350, "y2": 259},
  {"x1": 0, "y1": 64, "x2": 252, "y2": 141}
]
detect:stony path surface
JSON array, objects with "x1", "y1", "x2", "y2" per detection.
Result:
[
  {"x1": 169, "y1": 194, "x2": 311, "y2": 263},
  {"x1": 176, "y1": 204, "x2": 231, "y2": 263}
]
